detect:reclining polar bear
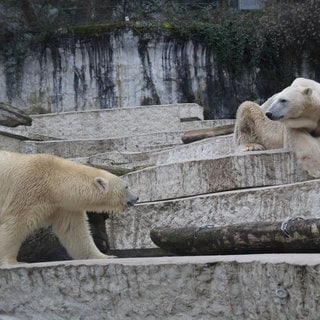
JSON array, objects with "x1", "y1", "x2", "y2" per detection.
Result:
[{"x1": 234, "y1": 77, "x2": 320, "y2": 177}]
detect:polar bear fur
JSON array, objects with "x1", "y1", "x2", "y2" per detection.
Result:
[
  {"x1": 234, "y1": 77, "x2": 320, "y2": 177},
  {"x1": 0, "y1": 151, "x2": 139, "y2": 266},
  {"x1": 234, "y1": 99, "x2": 284, "y2": 152}
]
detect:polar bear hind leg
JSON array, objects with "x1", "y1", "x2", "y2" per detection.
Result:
[{"x1": 51, "y1": 211, "x2": 113, "y2": 260}]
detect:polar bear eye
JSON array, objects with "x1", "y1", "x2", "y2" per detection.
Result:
[{"x1": 279, "y1": 98, "x2": 287, "y2": 103}]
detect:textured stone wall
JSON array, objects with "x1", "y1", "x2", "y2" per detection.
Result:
[
  {"x1": 0, "y1": 29, "x2": 315, "y2": 119},
  {"x1": 1, "y1": 255, "x2": 320, "y2": 320}
]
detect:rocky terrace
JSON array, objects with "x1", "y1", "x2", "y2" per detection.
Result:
[{"x1": 0, "y1": 103, "x2": 319, "y2": 320}]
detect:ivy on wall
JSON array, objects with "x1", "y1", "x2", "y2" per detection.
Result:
[{"x1": 1, "y1": 0, "x2": 320, "y2": 105}]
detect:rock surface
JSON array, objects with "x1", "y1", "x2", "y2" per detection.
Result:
[{"x1": 1, "y1": 255, "x2": 320, "y2": 320}]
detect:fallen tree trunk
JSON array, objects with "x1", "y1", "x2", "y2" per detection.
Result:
[
  {"x1": 182, "y1": 124, "x2": 234, "y2": 144},
  {"x1": 0, "y1": 102, "x2": 32, "y2": 127},
  {"x1": 150, "y1": 218, "x2": 320, "y2": 255}
]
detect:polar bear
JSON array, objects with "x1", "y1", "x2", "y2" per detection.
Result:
[
  {"x1": 234, "y1": 99, "x2": 284, "y2": 152},
  {"x1": 265, "y1": 78, "x2": 320, "y2": 131},
  {"x1": 234, "y1": 77, "x2": 320, "y2": 177},
  {"x1": 0, "y1": 151, "x2": 139, "y2": 266}
]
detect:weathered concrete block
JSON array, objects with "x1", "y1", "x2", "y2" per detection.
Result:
[
  {"x1": 0, "y1": 129, "x2": 53, "y2": 152},
  {"x1": 1, "y1": 255, "x2": 320, "y2": 319},
  {"x1": 22, "y1": 131, "x2": 186, "y2": 158},
  {"x1": 0, "y1": 134, "x2": 22, "y2": 152},
  {"x1": 107, "y1": 179, "x2": 320, "y2": 250},
  {"x1": 89, "y1": 134, "x2": 235, "y2": 170},
  {"x1": 11, "y1": 103, "x2": 204, "y2": 139},
  {"x1": 123, "y1": 150, "x2": 310, "y2": 202},
  {"x1": 180, "y1": 119, "x2": 235, "y2": 131}
]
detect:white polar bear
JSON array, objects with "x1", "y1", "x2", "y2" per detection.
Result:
[
  {"x1": 266, "y1": 78, "x2": 320, "y2": 132},
  {"x1": 0, "y1": 151, "x2": 139, "y2": 266},
  {"x1": 234, "y1": 77, "x2": 320, "y2": 177},
  {"x1": 265, "y1": 78, "x2": 320, "y2": 177}
]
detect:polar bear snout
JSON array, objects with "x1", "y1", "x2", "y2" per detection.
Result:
[
  {"x1": 265, "y1": 111, "x2": 284, "y2": 121},
  {"x1": 126, "y1": 187, "x2": 139, "y2": 206}
]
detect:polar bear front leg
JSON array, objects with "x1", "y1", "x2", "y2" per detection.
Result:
[
  {"x1": 0, "y1": 220, "x2": 29, "y2": 266},
  {"x1": 51, "y1": 211, "x2": 115, "y2": 260},
  {"x1": 234, "y1": 101, "x2": 268, "y2": 151}
]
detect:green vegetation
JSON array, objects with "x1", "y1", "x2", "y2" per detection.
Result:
[{"x1": 1, "y1": 0, "x2": 320, "y2": 97}]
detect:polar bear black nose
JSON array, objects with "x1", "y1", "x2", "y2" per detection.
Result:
[
  {"x1": 126, "y1": 188, "x2": 139, "y2": 206},
  {"x1": 127, "y1": 196, "x2": 139, "y2": 206},
  {"x1": 266, "y1": 112, "x2": 274, "y2": 120}
]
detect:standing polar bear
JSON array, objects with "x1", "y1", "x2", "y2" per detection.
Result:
[
  {"x1": 234, "y1": 77, "x2": 320, "y2": 177},
  {"x1": 0, "y1": 151, "x2": 139, "y2": 266}
]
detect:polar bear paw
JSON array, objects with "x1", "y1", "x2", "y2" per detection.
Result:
[
  {"x1": 239, "y1": 143, "x2": 265, "y2": 152},
  {"x1": 88, "y1": 252, "x2": 117, "y2": 260}
]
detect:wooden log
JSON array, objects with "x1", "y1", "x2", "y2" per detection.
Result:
[
  {"x1": 182, "y1": 124, "x2": 234, "y2": 144},
  {"x1": 150, "y1": 218, "x2": 320, "y2": 255},
  {"x1": 0, "y1": 102, "x2": 32, "y2": 127}
]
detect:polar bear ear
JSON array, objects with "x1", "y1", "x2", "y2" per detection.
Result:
[
  {"x1": 94, "y1": 177, "x2": 109, "y2": 191},
  {"x1": 303, "y1": 88, "x2": 312, "y2": 96}
]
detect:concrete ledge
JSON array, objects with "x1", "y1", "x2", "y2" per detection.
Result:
[
  {"x1": 89, "y1": 134, "x2": 235, "y2": 169},
  {"x1": 0, "y1": 129, "x2": 56, "y2": 153},
  {"x1": 1, "y1": 255, "x2": 319, "y2": 319},
  {"x1": 180, "y1": 118, "x2": 235, "y2": 130},
  {"x1": 0, "y1": 127, "x2": 58, "y2": 141},
  {"x1": 0, "y1": 126, "x2": 57, "y2": 152},
  {"x1": 107, "y1": 179, "x2": 320, "y2": 250},
  {"x1": 123, "y1": 150, "x2": 310, "y2": 202},
  {"x1": 0, "y1": 134, "x2": 22, "y2": 152},
  {"x1": 11, "y1": 103, "x2": 204, "y2": 139},
  {"x1": 22, "y1": 131, "x2": 186, "y2": 158}
]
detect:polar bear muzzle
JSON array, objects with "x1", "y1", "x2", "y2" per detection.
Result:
[{"x1": 125, "y1": 186, "x2": 139, "y2": 206}]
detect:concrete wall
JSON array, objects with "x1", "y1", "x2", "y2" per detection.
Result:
[{"x1": 1, "y1": 255, "x2": 320, "y2": 320}]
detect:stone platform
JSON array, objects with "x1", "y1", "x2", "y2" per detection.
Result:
[
  {"x1": 0, "y1": 102, "x2": 318, "y2": 319},
  {"x1": 1, "y1": 255, "x2": 319, "y2": 320},
  {"x1": 123, "y1": 150, "x2": 310, "y2": 202},
  {"x1": 107, "y1": 179, "x2": 320, "y2": 250},
  {"x1": 8, "y1": 103, "x2": 204, "y2": 139}
]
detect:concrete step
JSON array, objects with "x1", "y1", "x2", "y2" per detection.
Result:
[
  {"x1": 107, "y1": 178, "x2": 320, "y2": 251},
  {"x1": 88, "y1": 134, "x2": 234, "y2": 170},
  {"x1": 8, "y1": 103, "x2": 204, "y2": 140},
  {"x1": 22, "y1": 131, "x2": 186, "y2": 158},
  {"x1": 180, "y1": 118, "x2": 235, "y2": 130},
  {"x1": 20, "y1": 120, "x2": 234, "y2": 158},
  {"x1": 1, "y1": 255, "x2": 319, "y2": 319},
  {"x1": 122, "y1": 150, "x2": 310, "y2": 203},
  {"x1": 0, "y1": 128, "x2": 58, "y2": 152}
]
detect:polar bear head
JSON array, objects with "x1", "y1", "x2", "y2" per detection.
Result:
[
  {"x1": 265, "y1": 85, "x2": 320, "y2": 131},
  {"x1": 90, "y1": 171, "x2": 139, "y2": 213}
]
